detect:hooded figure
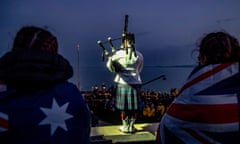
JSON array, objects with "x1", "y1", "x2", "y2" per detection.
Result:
[{"x1": 0, "y1": 26, "x2": 91, "y2": 144}]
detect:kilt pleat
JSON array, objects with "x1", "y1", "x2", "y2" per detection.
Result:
[{"x1": 115, "y1": 84, "x2": 140, "y2": 110}]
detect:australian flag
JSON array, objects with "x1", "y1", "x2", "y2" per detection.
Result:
[
  {"x1": 0, "y1": 82, "x2": 91, "y2": 144},
  {"x1": 160, "y1": 62, "x2": 240, "y2": 144}
]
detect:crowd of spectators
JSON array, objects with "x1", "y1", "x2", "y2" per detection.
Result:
[{"x1": 83, "y1": 83, "x2": 178, "y2": 126}]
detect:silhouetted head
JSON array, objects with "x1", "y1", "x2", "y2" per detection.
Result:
[
  {"x1": 121, "y1": 32, "x2": 135, "y2": 49},
  {"x1": 12, "y1": 26, "x2": 58, "y2": 53},
  {"x1": 198, "y1": 31, "x2": 240, "y2": 65},
  {"x1": 125, "y1": 32, "x2": 135, "y2": 44}
]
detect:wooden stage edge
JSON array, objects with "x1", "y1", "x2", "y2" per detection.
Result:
[{"x1": 90, "y1": 122, "x2": 159, "y2": 143}]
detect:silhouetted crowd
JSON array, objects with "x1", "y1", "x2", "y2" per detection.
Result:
[{"x1": 82, "y1": 83, "x2": 178, "y2": 126}]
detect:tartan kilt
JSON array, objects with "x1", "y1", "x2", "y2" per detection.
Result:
[{"x1": 115, "y1": 84, "x2": 141, "y2": 111}]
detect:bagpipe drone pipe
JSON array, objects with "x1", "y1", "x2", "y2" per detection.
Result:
[{"x1": 97, "y1": 14, "x2": 137, "y2": 62}]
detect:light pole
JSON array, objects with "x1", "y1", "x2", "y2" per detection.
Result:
[{"x1": 76, "y1": 43, "x2": 80, "y2": 91}]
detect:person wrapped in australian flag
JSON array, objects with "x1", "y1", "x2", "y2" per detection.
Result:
[
  {"x1": 0, "y1": 26, "x2": 91, "y2": 144},
  {"x1": 158, "y1": 31, "x2": 240, "y2": 144}
]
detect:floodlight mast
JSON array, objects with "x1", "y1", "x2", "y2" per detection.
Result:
[{"x1": 76, "y1": 43, "x2": 81, "y2": 90}]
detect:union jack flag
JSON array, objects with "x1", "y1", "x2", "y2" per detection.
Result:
[
  {"x1": 0, "y1": 112, "x2": 8, "y2": 132},
  {"x1": 160, "y1": 62, "x2": 240, "y2": 144}
]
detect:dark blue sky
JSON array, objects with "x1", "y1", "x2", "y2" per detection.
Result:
[{"x1": 1, "y1": 0, "x2": 240, "y2": 91}]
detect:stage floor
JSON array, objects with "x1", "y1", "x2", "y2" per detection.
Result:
[{"x1": 91, "y1": 122, "x2": 159, "y2": 143}]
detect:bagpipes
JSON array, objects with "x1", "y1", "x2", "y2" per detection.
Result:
[
  {"x1": 97, "y1": 36, "x2": 117, "y2": 62},
  {"x1": 97, "y1": 14, "x2": 137, "y2": 62}
]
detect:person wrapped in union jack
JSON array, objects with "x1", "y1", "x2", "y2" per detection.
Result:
[
  {"x1": 0, "y1": 26, "x2": 91, "y2": 144},
  {"x1": 158, "y1": 31, "x2": 240, "y2": 144}
]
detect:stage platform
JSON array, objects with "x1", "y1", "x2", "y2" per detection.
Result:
[{"x1": 90, "y1": 122, "x2": 159, "y2": 144}]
